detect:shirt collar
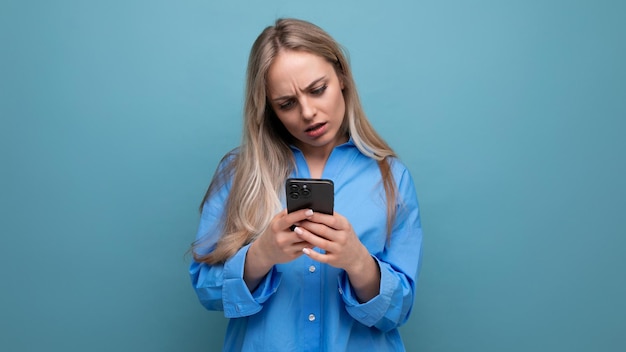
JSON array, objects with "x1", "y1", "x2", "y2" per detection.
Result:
[{"x1": 288, "y1": 136, "x2": 356, "y2": 153}]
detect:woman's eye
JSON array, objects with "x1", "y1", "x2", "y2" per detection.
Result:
[
  {"x1": 311, "y1": 84, "x2": 327, "y2": 96},
  {"x1": 279, "y1": 100, "x2": 296, "y2": 110}
]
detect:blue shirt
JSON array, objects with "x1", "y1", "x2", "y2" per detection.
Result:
[{"x1": 190, "y1": 139, "x2": 423, "y2": 351}]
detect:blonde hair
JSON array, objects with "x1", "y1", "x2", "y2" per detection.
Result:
[{"x1": 193, "y1": 18, "x2": 397, "y2": 264}]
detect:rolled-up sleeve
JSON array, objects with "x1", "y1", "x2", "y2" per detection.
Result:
[
  {"x1": 191, "y1": 242, "x2": 282, "y2": 318},
  {"x1": 189, "y1": 159, "x2": 282, "y2": 318},
  {"x1": 339, "y1": 168, "x2": 423, "y2": 331},
  {"x1": 221, "y1": 244, "x2": 282, "y2": 318}
]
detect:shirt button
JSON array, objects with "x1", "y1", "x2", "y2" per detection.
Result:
[
  {"x1": 308, "y1": 314, "x2": 316, "y2": 322},
  {"x1": 308, "y1": 265, "x2": 316, "y2": 273}
]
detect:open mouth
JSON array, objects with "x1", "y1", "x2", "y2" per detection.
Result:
[
  {"x1": 304, "y1": 122, "x2": 327, "y2": 138},
  {"x1": 305, "y1": 122, "x2": 326, "y2": 133}
]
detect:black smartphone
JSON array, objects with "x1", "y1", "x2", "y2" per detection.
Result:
[{"x1": 286, "y1": 178, "x2": 334, "y2": 215}]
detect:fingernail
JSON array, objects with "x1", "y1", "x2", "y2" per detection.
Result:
[
  {"x1": 294, "y1": 227, "x2": 303, "y2": 235},
  {"x1": 302, "y1": 248, "x2": 310, "y2": 255},
  {"x1": 305, "y1": 209, "x2": 313, "y2": 216}
]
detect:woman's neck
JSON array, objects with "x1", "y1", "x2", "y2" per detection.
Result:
[{"x1": 296, "y1": 133, "x2": 348, "y2": 178}]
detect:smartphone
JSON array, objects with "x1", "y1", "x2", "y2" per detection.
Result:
[{"x1": 286, "y1": 178, "x2": 334, "y2": 215}]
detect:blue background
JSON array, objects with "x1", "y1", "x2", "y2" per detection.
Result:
[{"x1": 1, "y1": 0, "x2": 625, "y2": 351}]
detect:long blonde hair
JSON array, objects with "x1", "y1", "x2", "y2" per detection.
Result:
[{"x1": 193, "y1": 18, "x2": 397, "y2": 264}]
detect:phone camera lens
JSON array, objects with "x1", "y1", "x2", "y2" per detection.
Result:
[
  {"x1": 289, "y1": 184, "x2": 299, "y2": 193},
  {"x1": 301, "y1": 186, "x2": 311, "y2": 197},
  {"x1": 289, "y1": 192, "x2": 299, "y2": 199}
]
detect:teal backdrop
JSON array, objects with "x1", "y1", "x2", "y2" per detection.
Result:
[{"x1": 1, "y1": 0, "x2": 625, "y2": 351}]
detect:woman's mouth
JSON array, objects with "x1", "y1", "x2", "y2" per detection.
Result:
[{"x1": 305, "y1": 122, "x2": 327, "y2": 138}]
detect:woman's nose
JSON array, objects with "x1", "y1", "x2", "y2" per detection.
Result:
[{"x1": 300, "y1": 97, "x2": 316, "y2": 120}]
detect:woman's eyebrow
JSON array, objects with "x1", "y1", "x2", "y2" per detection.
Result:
[{"x1": 271, "y1": 76, "x2": 327, "y2": 102}]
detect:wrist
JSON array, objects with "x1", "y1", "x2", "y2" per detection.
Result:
[
  {"x1": 344, "y1": 249, "x2": 381, "y2": 303},
  {"x1": 247, "y1": 240, "x2": 274, "y2": 272},
  {"x1": 243, "y1": 240, "x2": 274, "y2": 292},
  {"x1": 345, "y1": 246, "x2": 374, "y2": 276}
]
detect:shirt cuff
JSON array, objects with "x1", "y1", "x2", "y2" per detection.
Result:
[
  {"x1": 222, "y1": 243, "x2": 282, "y2": 318},
  {"x1": 338, "y1": 256, "x2": 399, "y2": 327}
]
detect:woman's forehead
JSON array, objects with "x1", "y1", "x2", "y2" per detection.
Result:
[{"x1": 267, "y1": 51, "x2": 336, "y2": 94}]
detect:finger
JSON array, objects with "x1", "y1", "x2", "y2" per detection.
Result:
[
  {"x1": 281, "y1": 208, "x2": 314, "y2": 230},
  {"x1": 270, "y1": 209, "x2": 288, "y2": 229},
  {"x1": 289, "y1": 243, "x2": 309, "y2": 256},
  {"x1": 306, "y1": 211, "x2": 344, "y2": 230},
  {"x1": 293, "y1": 226, "x2": 333, "y2": 251},
  {"x1": 302, "y1": 248, "x2": 329, "y2": 263},
  {"x1": 297, "y1": 220, "x2": 336, "y2": 241}
]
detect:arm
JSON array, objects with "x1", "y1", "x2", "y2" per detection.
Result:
[
  {"x1": 189, "y1": 186, "x2": 283, "y2": 318},
  {"x1": 295, "y1": 167, "x2": 422, "y2": 331},
  {"x1": 338, "y1": 168, "x2": 423, "y2": 331},
  {"x1": 244, "y1": 208, "x2": 315, "y2": 291},
  {"x1": 190, "y1": 242, "x2": 282, "y2": 318},
  {"x1": 188, "y1": 160, "x2": 283, "y2": 318},
  {"x1": 190, "y1": 169, "x2": 316, "y2": 317}
]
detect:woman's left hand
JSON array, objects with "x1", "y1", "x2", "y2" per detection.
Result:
[
  {"x1": 292, "y1": 211, "x2": 366, "y2": 272},
  {"x1": 293, "y1": 210, "x2": 381, "y2": 302}
]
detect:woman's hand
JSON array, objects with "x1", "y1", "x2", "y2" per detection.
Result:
[
  {"x1": 244, "y1": 208, "x2": 314, "y2": 290},
  {"x1": 294, "y1": 211, "x2": 381, "y2": 302}
]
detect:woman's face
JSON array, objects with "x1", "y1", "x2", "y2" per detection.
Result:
[{"x1": 266, "y1": 50, "x2": 346, "y2": 157}]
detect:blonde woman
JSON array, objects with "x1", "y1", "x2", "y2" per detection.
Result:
[{"x1": 190, "y1": 18, "x2": 423, "y2": 351}]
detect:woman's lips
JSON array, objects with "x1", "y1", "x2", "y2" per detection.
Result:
[{"x1": 305, "y1": 122, "x2": 327, "y2": 138}]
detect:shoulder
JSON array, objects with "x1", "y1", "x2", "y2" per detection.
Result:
[
  {"x1": 387, "y1": 156, "x2": 408, "y2": 173},
  {"x1": 217, "y1": 147, "x2": 240, "y2": 170},
  {"x1": 382, "y1": 156, "x2": 412, "y2": 182},
  {"x1": 210, "y1": 147, "x2": 242, "y2": 183},
  {"x1": 204, "y1": 148, "x2": 240, "y2": 200},
  {"x1": 386, "y1": 157, "x2": 419, "y2": 198}
]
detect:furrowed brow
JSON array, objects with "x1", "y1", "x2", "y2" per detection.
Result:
[{"x1": 271, "y1": 76, "x2": 327, "y2": 102}]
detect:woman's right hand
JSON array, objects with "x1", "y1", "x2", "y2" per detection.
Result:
[{"x1": 243, "y1": 208, "x2": 314, "y2": 290}]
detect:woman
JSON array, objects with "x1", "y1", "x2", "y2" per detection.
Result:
[{"x1": 190, "y1": 18, "x2": 423, "y2": 351}]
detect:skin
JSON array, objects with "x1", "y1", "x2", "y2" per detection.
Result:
[{"x1": 244, "y1": 50, "x2": 381, "y2": 303}]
